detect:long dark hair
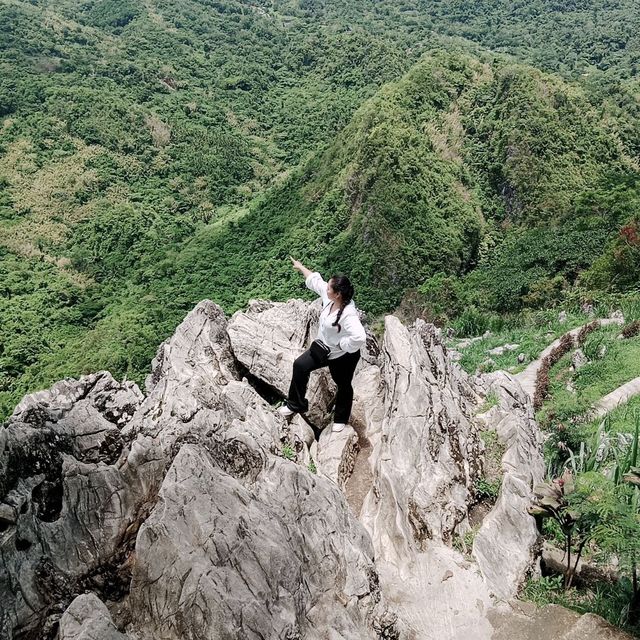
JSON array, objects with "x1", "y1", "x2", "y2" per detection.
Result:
[{"x1": 329, "y1": 275, "x2": 354, "y2": 333}]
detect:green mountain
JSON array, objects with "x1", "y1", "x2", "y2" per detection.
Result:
[{"x1": 1, "y1": 0, "x2": 639, "y2": 419}]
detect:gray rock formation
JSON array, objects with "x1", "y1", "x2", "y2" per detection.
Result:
[
  {"x1": 571, "y1": 348, "x2": 588, "y2": 371},
  {"x1": 0, "y1": 371, "x2": 151, "y2": 639},
  {"x1": 363, "y1": 317, "x2": 482, "y2": 552},
  {"x1": 129, "y1": 442, "x2": 394, "y2": 640},
  {"x1": 58, "y1": 593, "x2": 126, "y2": 640},
  {"x1": 488, "y1": 343, "x2": 520, "y2": 357},
  {"x1": 473, "y1": 371, "x2": 545, "y2": 600},
  {"x1": 1, "y1": 299, "x2": 633, "y2": 640},
  {"x1": 357, "y1": 317, "x2": 497, "y2": 638}
]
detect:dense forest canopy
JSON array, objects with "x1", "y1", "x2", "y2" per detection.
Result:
[{"x1": 1, "y1": 0, "x2": 639, "y2": 418}]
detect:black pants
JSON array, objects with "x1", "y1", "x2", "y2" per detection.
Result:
[{"x1": 286, "y1": 349, "x2": 361, "y2": 424}]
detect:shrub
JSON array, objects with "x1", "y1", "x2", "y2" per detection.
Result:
[
  {"x1": 534, "y1": 333, "x2": 574, "y2": 410},
  {"x1": 622, "y1": 320, "x2": 640, "y2": 339}
]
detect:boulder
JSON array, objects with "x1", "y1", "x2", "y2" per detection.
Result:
[
  {"x1": 227, "y1": 299, "x2": 335, "y2": 427},
  {"x1": 58, "y1": 593, "x2": 127, "y2": 640},
  {"x1": 488, "y1": 343, "x2": 520, "y2": 356},
  {"x1": 571, "y1": 349, "x2": 588, "y2": 371},
  {"x1": 128, "y1": 441, "x2": 398, "y2": 639}
]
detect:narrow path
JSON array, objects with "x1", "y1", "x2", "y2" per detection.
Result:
[
  {"x1": 592, "y1": 376, "x2": 640, "y2": 418},
  {"x1": 515, "y1": 318, "x2": 622, "y2": 399}
]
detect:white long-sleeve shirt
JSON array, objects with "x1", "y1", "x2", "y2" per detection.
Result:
[{"x1": 305, "y1": 272, "x2": 366, "y2": 360}]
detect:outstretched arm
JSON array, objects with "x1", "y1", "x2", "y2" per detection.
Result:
[
  {"x1": 290, "y1": 256, "x2": 327, "y2": 300},
  {"x1": 289, "y1": 256, "x2": 313, "y2": 280}
]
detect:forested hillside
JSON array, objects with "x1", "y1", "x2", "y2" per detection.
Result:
[{"x1": 1, "y1": 0, "x2": 639, "y2": 418}]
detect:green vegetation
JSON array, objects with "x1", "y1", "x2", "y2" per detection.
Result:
[
  {"x1": 537, "y1": 325, "x2": 640, "y2": 433},
  {"x1": 2, "y1": 0, "x2": 640, "y2": 419},
  {"x1": 523, "y1": 575, "x2": 640, "y2": 636},
  {"x1": 452, "y1": 524, "x2": 480, "y2": 559},
  {"x1": 530, "y1": 359, "x2": 640, "y2": 631},
  {"x1": 477, "y1": 391, "x2": 499, "y2": 414},
  {"x1": 473, "y1": 476, "x2": 501, "y2": 503},
  {"x1": 2, "y1": 0, "x2": 640, "y2": 632},
  {"x1": 452, "y1": 308, "x2": 595, "y2": 375},
  {"x1": 281, "y1": 443, "x2": 295, "y2": 461}
]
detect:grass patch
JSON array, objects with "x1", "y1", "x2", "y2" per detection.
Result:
[
  {"x1": 453, "y1": 524, "x2": 480, "y2": 559},
  {"x1": 282, "y1": 444, "x2": 295, "y2": 461},
  {"x1": 452, "y1": 308, "x2": 594, "y2": 375},
  {"x1": 585, "y1": 397, "x2": 640, "y2": 438},
  {"x1": 477, "y1": 391, "x2": 499, "y2": 414},
  {"x1": 538, "y1": 327, "x2": 640, "y2": 429},
  {"x1": 473, "y1": 476, "x2": 501, "y2": 502}
]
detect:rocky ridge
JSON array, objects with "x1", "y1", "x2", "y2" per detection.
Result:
[{"x1": 0, "y1": 299, "x2": 633, "y2": 640}]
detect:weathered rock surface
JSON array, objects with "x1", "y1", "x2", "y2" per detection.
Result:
[
  {"x1": 129, "y1": 442, "x2": 395, "y2": 640},
  {"x1": 473, "y1": 371, "x2": 545, "y2": 600},
  {"x1": 358, "y1": 317, "x2": 494, "y2": 638},
  {"x1": 317, "y1": 426, "x2": 360, "y2": 488},
  {"x1": 362, "y1": 317, "x2": 482, "y2": 554},
  {"x1": 488, "y1": 343, "x2": 520, "y2": 356},
  {"x1": 227, "y1": 298, "x2": 319, "y2": 395},
  {"x1": 0, "y1": 372, "x2": 152, "y2": 639},
  {"x1": 1, "y1": 298, "x2": 634, "y2": 640},
  {"x1": 571, "y1": 349, "x2": 588, "y2": 371},
  {"x1": 59, "y1": 593, "x2": 127, "y2": 640}
]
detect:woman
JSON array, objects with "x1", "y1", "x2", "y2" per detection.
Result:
[{"x1": 279, "y1": 256, "x2": 366, "y2": 433}]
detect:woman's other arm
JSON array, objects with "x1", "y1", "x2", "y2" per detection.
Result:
[{"x1": 339, "y1": 314, "x2": 367, "y2": 353}]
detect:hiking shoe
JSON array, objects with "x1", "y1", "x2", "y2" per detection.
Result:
[
  {"x1": 332, "y1": 422, "x2": 346, "y2": 433},
  {"x1": 278, "y1": 405, "x2": 295, "y2": 418}
]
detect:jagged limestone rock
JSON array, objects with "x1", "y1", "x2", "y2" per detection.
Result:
[
  {"x1": 227, "y1": 298, "x2": 319, "y2": 394},
  {"x1": 2, "y1": 298, "x2": 633, "y2": 640},
  {"x1": 362, "y1": 316, "x2": 482, "y2": 555},
  {"x1": 317, "y1": 426, "x2": 360, "y2": 488},
  {"x1": 0, "y1": 372, "x2": 150, "y2": 640},
  {"x1": 128, "y1": 441, "x2": 398, "y2": 640},
  {"x1": 357, "y1": 316, "x2": 498, "y2": 639},
  {"x1": 227, "y1": 298, "x2": 335, "y2": 427},
  {"x1": 58, "y1": 593, "x2": 127, "y2": 640},
  {"x1": 473, "y1": 371, "x2": 545, "y2": 600}
]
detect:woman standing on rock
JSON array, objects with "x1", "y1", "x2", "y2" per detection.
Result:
[{"x1": 279, "y1": 256, "x2": 366, "y2": 434}]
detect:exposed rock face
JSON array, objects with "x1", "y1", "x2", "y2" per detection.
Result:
[
  {"x1": 227, "y1": 298, "x2": 319, "y2": 395},
  {"x1": 363, "y1": 316, "x2": 482, "y2": 556},
  {"x1": 358, "y1": 317, "x2": 497, "y2": 639},
  {"x1": 227, "y1": 298, "x2": 335, "y2": 427},
  {"x1": 571, "y1": 349, "x2": 588, "y2": 371},
  {"x1": 58, "y1": 594, "x2": 126, "y2": 640},
  {"x1": 129, "y1": 442, "x2": 393, "y2": 640},
  {"x1": 1, "y1": 299, "x2": 633, "y2": 640},
  {"x1": 2, "y1": 300, "x2": 399, "y2": 640},
  {"x1": 473, "y1": 371, "x2": 545, "y2": 600},
  {"x1": 123, "y1": 300, "x2": 240, "y2": 447},
  {"x1": 0, "y1": 371, "x2": 151, "y2": 639}
]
